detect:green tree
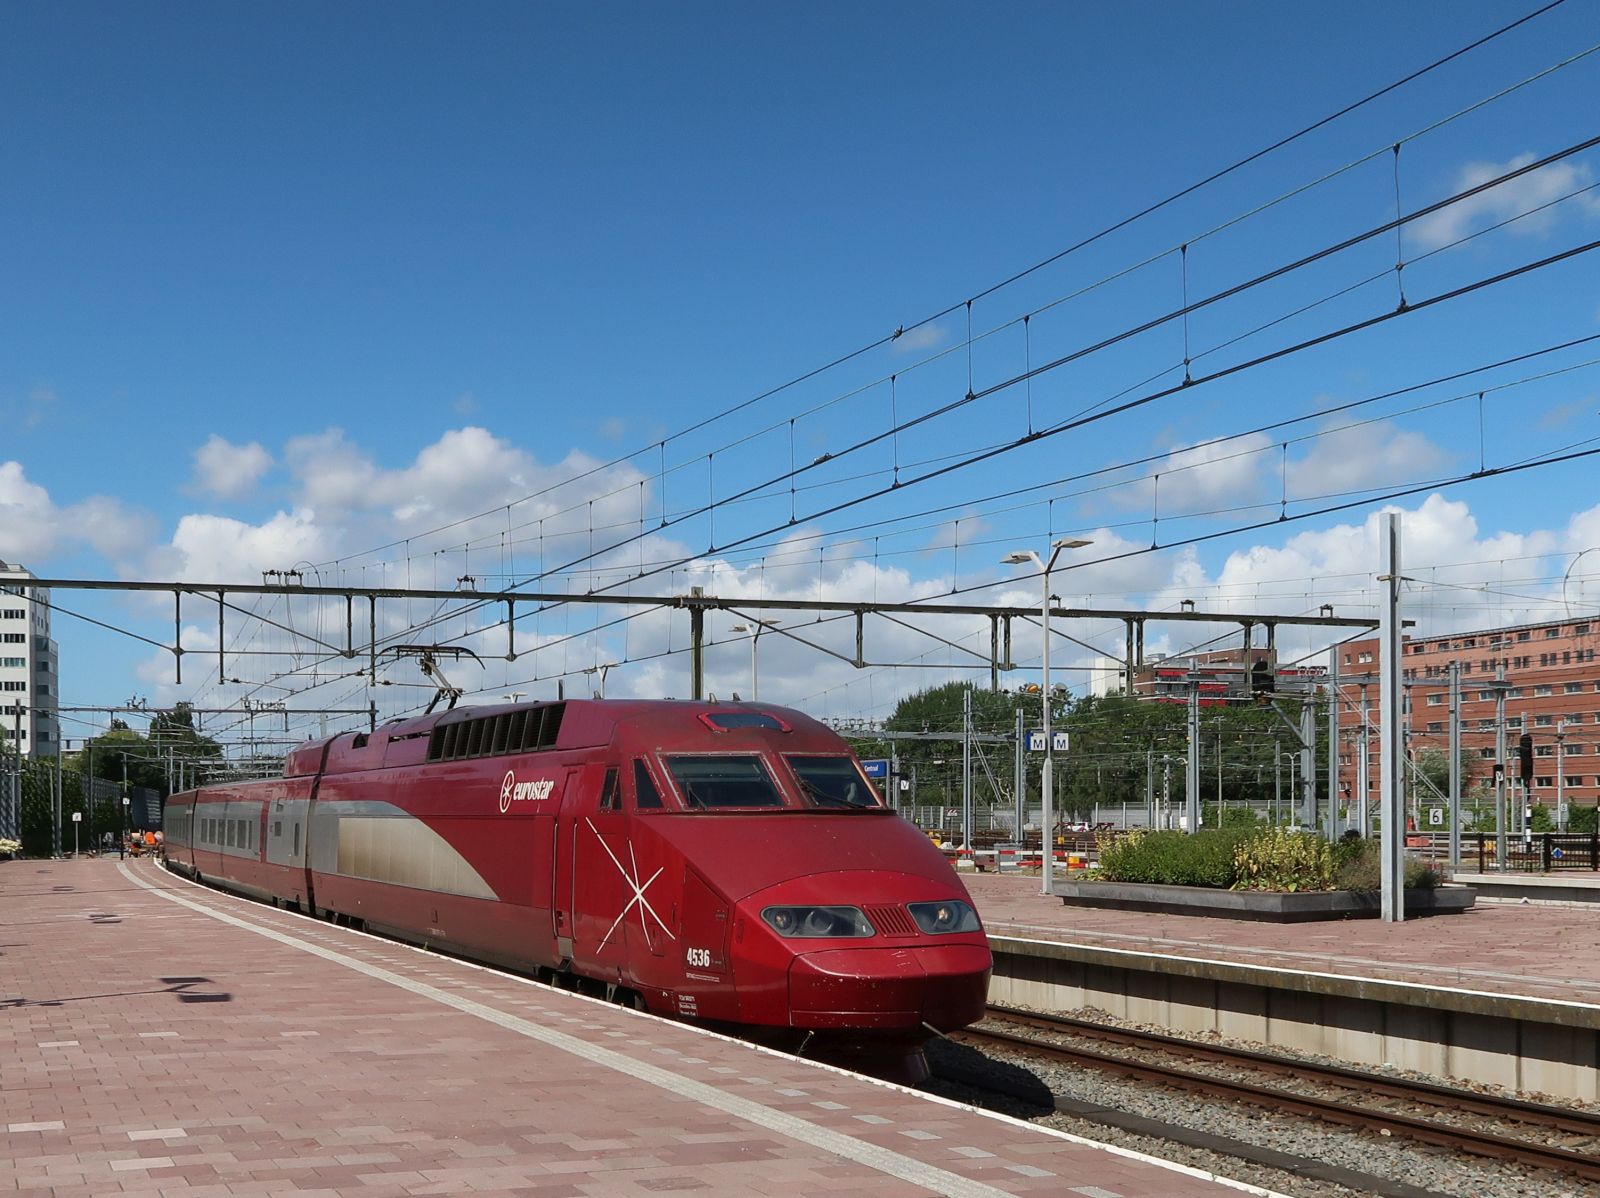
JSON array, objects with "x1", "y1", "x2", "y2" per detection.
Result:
[
  {"x1": 847, "y1": 681, "x2": 1035, "y2": 819},
  {"x1": 1412, "y1": 747, "x2": 1476, "y2": 804}
]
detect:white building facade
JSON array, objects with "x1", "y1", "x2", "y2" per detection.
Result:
[{"x1": 0, "y1": 560, "x2": 59, "y2": 759}]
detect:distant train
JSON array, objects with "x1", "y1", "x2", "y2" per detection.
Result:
[{"x1": 163, "y1": 699, "x2": 991, "y2": 1073}]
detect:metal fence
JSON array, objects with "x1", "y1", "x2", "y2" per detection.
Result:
[{"x1": 1474, "y1": 832, "x2": 1600, "y2": 872}]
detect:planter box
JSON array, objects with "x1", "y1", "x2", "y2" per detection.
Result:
[{"x1": 1053, "y1": 879, "x2": 1475, "y2": 922}]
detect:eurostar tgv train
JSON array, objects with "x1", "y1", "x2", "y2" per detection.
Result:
[{"x1": 162, "y1": 699, "x2": 991, "y2": 1072}]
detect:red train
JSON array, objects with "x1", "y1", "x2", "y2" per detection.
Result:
[{"x1": 163, "y1": 698, "x2": 991, "y2": 1074}]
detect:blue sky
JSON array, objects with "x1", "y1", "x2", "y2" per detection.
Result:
[{"x1": 4, "y1": 2, "x2": 1600, "y2": 742}]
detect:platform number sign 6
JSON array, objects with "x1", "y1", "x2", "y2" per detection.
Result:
[{"x1": 685, "y1": 947, "x2": 712, "y2": 968}]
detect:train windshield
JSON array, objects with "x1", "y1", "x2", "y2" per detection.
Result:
[
  {"x1": 665, "y1": 755, "x2": 785, "y2": 809},
  {"x1": 787, "y1": 756, "x2": 882, "y2": 809}
]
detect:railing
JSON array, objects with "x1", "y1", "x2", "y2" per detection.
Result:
[{"x1": 1475, "y1": 832, "x2": 1600, "y2": 872}]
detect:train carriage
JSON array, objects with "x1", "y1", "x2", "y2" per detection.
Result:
[{"x1": 164, "y1": 699, "x2": 990, "y2": 1070}]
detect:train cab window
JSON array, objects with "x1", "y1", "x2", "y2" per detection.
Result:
[
  {"x1": 787, "y1": 756, "x2": 882, "y2": 809},
  {"x1": 665, "y1": 755, "x2": 784, "y2": 809},
  {"x1": 699, "y1": 711, "x2": 790, "y2": 733},
  {"x1": 598, "y1": 767, "x2": 620, "y2": 811},
  {"x1": 633, "y1": 760, "x2": 663, "y2": 809}
]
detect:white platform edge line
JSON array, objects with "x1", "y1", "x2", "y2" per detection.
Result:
[{"x1": 122, "y1": 862, "x2": 1290, "y2": 1198}]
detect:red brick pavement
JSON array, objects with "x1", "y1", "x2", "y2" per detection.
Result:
[
  {"x1": 966, "y1": 871, "x2": 1600, "y2": 1006},
  {"x1": 0, "y1": 858, "x2": 1277, "y2": 1197}
]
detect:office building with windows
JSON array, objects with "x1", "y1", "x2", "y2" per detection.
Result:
[
  {"x1": 1338, "y1": 616, "x2": 1600, "y2": 812},
  {"x1": 0, "y1": 560, "x2": 59, "y2": 759}
]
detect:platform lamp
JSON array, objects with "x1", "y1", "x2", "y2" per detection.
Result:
[
  {"x1": 729, "y1": 620, "x2": 780, "y2": 702},
  {"x1": 1002, "y1": 538, "x2": 1093, "y2": 895}
]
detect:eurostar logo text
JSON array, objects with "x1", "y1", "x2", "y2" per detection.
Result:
[{"x1": 499, "y1": 770, "x2": 555, "y2": 813}]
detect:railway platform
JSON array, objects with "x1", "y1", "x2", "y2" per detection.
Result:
[
  {"x1": 964, "y1": 871, "x2": 1600, "y2": 1101},
  {"x1": 0, "y1": 857, "x2": 1277, "y2": 1198}
]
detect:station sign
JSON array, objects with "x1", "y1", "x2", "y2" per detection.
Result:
[
  {"x1": 1028, "y1": 731, "x2": 1070, "y2": 752},
  {"x1": 859, "y1": 758, "x2": 889, "y2": 779}
]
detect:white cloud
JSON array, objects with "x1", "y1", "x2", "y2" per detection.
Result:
[
  {"x1": 452, "y1": 391, "x2": 478, "y2": 416},
  {"x1": 1411, "y1": 153, "x2": 1600, "y2": 251},
  {"x1": 0, "y1": 461, "x2": 154, "y2": 566},
  {"x1": 192, "y1": 435, "x2": 273, "y2": 500},
  {"x1": 892, "y1": 323, "x2": 949, "y2": 354},
  {"x1": 1107, "y1": 433, "x2": 1275, "y2": 513},
  {"x1": 0, "y1": 461, "x2": 58, "y2": 560},
  {"x1": 156, "y1": 509, "x2": 330, "y2": 584},
  {"x1": 1290, "y1": 420, "x2": 1453, "y2": 500}
]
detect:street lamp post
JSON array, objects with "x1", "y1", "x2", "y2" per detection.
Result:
[
  {"x1": 1003, "y1": 537, "x2": 1093, "y2": 896},
  {"x1": 729, "y1": 621, "x2": 780, "y2": 701}
]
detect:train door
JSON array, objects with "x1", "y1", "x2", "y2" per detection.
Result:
[
  {"x1": 554, "y1": 761, "x2": 629, "y2": 979},
  {"x1": 625, "y1": 758, "x2": 673, "y2": 961}
]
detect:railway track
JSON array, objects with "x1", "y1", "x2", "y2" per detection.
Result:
[{"x1": 951, "y1": 1005, "x2": 1600, "y2": 1185}]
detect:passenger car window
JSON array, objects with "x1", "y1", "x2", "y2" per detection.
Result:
[
  {"x1": 787, "y1": 756, "x2": 881, "y2": 808},
  {"x1": 665, "y1": 755, "x2": 783, "y2": 809},
  {"x1": 633, "y1": 760, "x2": 663, "y2": 809}
]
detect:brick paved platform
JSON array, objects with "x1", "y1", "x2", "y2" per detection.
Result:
[
  {"x1": 0, "y1": 859, "x2": 1277, "y2": 1198},
  {"x1": 965, "y1": 871, "x2": 1600, "y2": 1006}
]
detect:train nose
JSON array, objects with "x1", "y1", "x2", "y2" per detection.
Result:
[{"x1": 788, "y1": 944, "x2": 991, "y2": 1030}]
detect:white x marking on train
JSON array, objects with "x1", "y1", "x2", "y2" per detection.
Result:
[{"x1": 588, "y1": 819, "x2": 675, "y2": 951}]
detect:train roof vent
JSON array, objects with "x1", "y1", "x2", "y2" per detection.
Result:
[
  {"x1": 426, "y1": 702, "x2": 567, "y2": 763},
  {"x1": 698, "y1": 711, "x2": 790, "y2": 733},
  {"x1": 865, "y1": 904, "x2": 918, "y2": 937}
]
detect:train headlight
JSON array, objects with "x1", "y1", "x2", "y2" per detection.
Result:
[
  {"x1": 760, "y1": 905, "x2": 875, "y2": 938},
  {"x1": 907, "y1": 900, "x2": 981, "y2": 934}
]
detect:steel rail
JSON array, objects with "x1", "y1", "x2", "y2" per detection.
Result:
[
  {"x1": 990, "y1": 1005, "x2": 1600, "y2": 1137},
  {"x1": 955, "y1": 1009, "x2": 1600, "y2": 1182}
]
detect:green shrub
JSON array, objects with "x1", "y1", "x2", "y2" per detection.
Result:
[
  {"x1": 1333, "y1": 838, "x2": 1442, "y2": 892},
  {"x1": 1201, "y1": 805, "x2": 1261, "y2": 831},
  {"x1": 1231, "y1": 828, "x2": 1334, "y2": 893},
  {"x1": 1095, "y1": 829, "x2": 1250, "y2": 888}
]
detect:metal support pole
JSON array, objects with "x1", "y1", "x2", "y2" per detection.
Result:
[
  {"x1": 1358, "y1": 691, "x2": 1370, "y2": 837},
  {"x1": 1014, "y1": 707, "x2": 1025, "y2": 837},
  {"x1": 53, "y1": 738, "x2": 62, "y2": 858},
  {"x1": 1557, "y1": 721, "x2": 1568, "y2": 831},
  {"x1": 1040, "y1": 583, "x2": 1056, "y2": 893},
  {"x1": 689, "y1": 605, "x2": 705, "y2": 701},
  {"x1": 1378, "y1": 513, "x2": 1405, "y2": 922},
  {"x1": 1495, "y1": 665, "x2": 1508, "y2": 869},
  {"x1": 1146, "y1": 748, "x2": 1154, "y2": 829},
  {"x1": 6, "y1": 703, "x2": 19, "y2": 841},
  {"x1": 1448, "y1": 661, "x2": 1462, "y2": 869},
  {"x1": 1300, "y1": 699, "x2": 1316, "y2": 829},
  {"x1": 1274, "y1": 740, "x2": 1282, "y2": 825},
  {"x1": 961, "y1": 688, "x2": 973, "y2": 859},
  {"x1": 1186, "y1": 683, "x2": 1200, "y2": 832},
  {"x1": 1326, "y1": 654, "x2": 1340, "y2": 839},
  {"x1": 1124, "y1": 619, "x2": 1136, "y2": 696}
]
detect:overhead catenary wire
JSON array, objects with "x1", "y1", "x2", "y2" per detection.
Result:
[{"x1": 307, "y1": 6, "x2": 1585, "y2": 578}]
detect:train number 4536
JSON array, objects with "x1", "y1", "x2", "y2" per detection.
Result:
[{"x1": 685, "y1": 947, "x2": 713, "y2": 968}]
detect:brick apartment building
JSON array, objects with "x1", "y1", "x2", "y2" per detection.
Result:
[{"x1": 1339, "y1": 615, "x2": 1600, "y2": 813}]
